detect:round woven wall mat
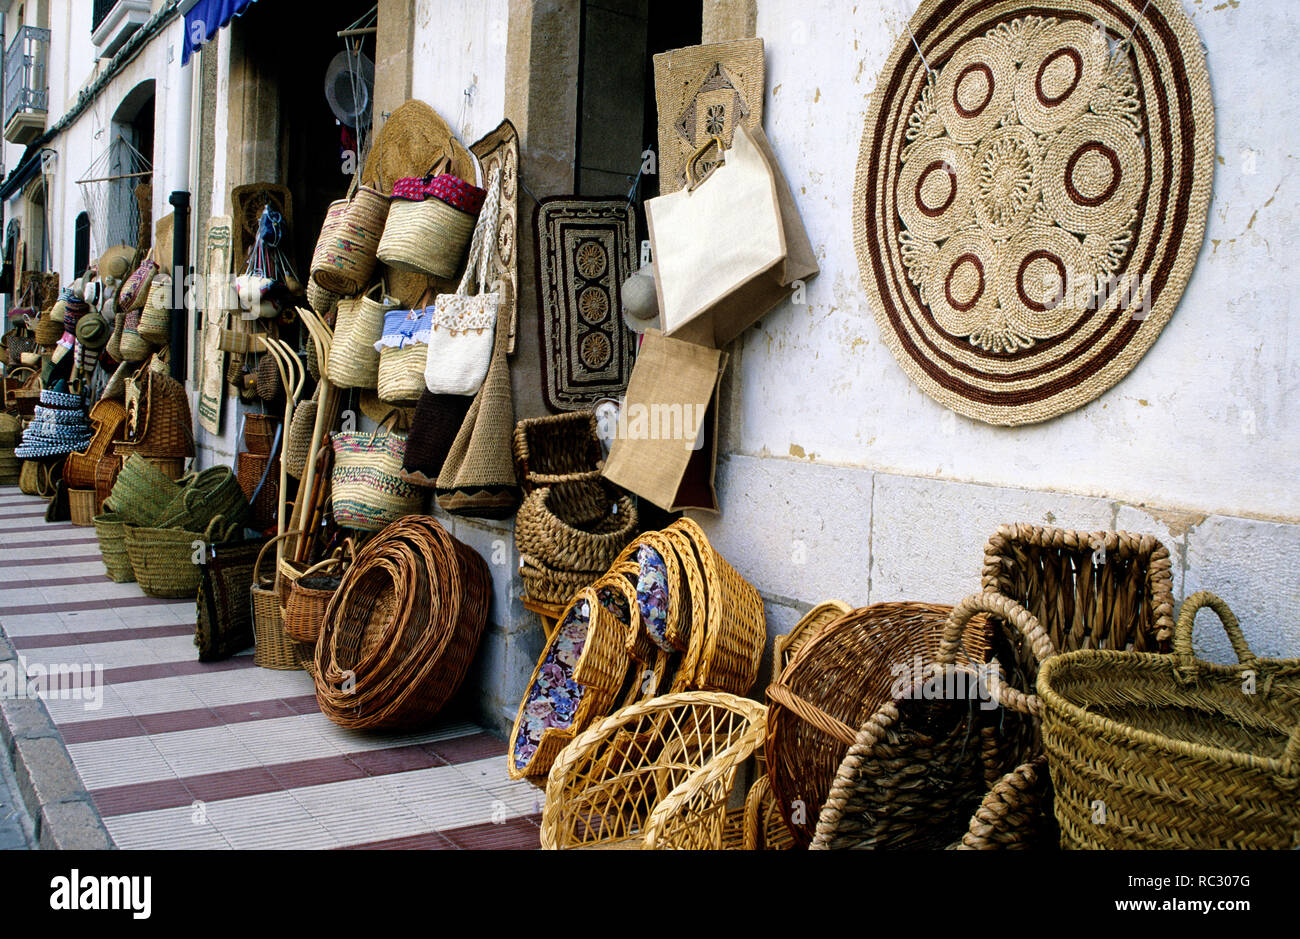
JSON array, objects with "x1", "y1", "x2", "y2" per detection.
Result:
[{"x1": 853, "y1": 0, "x2": 1213, "y2": 425}]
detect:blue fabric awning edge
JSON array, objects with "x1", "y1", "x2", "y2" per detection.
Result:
[{"x1": 182, "y1": 0, "x2": 258, "y2": 64}]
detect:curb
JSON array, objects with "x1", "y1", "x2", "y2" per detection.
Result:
[{"x1": 0, "y1": 630, "x2": 115, "y2": 850}]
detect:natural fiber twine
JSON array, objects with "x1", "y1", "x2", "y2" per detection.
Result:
[{"x1": 853, "y1": 0, "x2": 1214, "y2": 425}]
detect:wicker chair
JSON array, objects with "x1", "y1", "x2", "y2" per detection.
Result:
[{"x1": 541, "y1": 691, "x2": 767, "y2": 850}]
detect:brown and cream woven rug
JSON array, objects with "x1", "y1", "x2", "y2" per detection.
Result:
[
  {"x1": 535, "y1": 198, "x2": 638, "y2": 412},
  {"x1": 854, "y1": 0, "x2": 1213, "y2": 425}
]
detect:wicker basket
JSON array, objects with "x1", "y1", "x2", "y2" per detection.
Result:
[
  {"x1": 282, "y1": 557, "x2": 344, "y2": 643},
  {"x1": 243, "y1": 412, "x2": 278, "y2": 455},
  {"x1": 105, "y1": 453, "x2": 186, "y2": 527},
  {"x1": 284, "y1": 392, "x2": 316, "y2": 479},
  {"x1": 313, "y1": 515, "x2": 490, "y2": 730},
  {"x1": 1039, "y1": 591, "x2": 1300, "y2": 850},
  {"x1": 115, "y1": 366, "x2": 196, "y2": 461},
  {"x1": 513, "y1": 412, "x2": 604, "y2": 492},
  {"x1": 92, "y1": 512, "x2": 135, "y2": 582},
  {"x1": 236, "y1": 450, "x2": 279, "y2": 532},
  {"x1": 376, "y1": 342, "x2": 429, "y2": 404},
  {"x1": 326, "y1": 288, "x2": 387, "y2": 389},
  {"x1": 310, "y1": 186, "x2": 389, "y2": 295},
  {"x1": 540, "y1": 691, "x2": 768, "y2": 849},
  {"x1": 64, "y1": 399, "x2": 128, "y2": 490},
  {"x1": 514, "y1": 481, "x2": 639, "y2": 574},
  {"x1": 306, "y1": 280, "x2": 340, "y2": 321},
  {"x1": 766, "y1": 601, "x2": 994, "y2": 847},
  {"x1": 330, "y1": 412, "x2": 424, "y2": 531},
  {"x1": 118, "y1": 309, "x2": 152, "y2": 362},
  {"x1": 68, "y1": 488, "x2": 97, "y2": 526},
  {"x1": 0, "y1": 450, "x2": 18, "y2": 484},
  {"x1": 93, "y1": 455, "x2": 121, "y2": 515},
  {"x1": 124, "y1": 516, "x2": 239, "y2": 599},
  {"x1": 251, "y1": 531, "x2": 309, "y2": 671},
  {"x1": 519, "y1": 554, "x2": 602, "y2": 607},
  {"x1": 508, "y1": 581, "x2": 637, "y2": 781},
  {"x1": 377, "y1": 196, "x2": 477, "y2": 279}
]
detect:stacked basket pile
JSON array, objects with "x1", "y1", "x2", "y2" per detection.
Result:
[
  {"x1": 514, "y1": 412, "x2": 638, "y2": 605},
  {"x1": 94, "y1": 455, "x2": 250, "y2": 597}
]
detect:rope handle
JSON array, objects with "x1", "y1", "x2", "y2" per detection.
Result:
[
  {"x1": 1173, "y1": 591, "x2": 1256, "y2": 679},
  {"x1": 685, "y1": 135, "x2": 727, "y2": 190},
  {"x1": 253, "y1": 529, "x2": 302, "y2": 586},
  {"x1": 940, "y1": 592, "x2": 1057, "y2": 716},
  {"x1": 454, "y1": 165, "x2": 502, "y2": 298},
  {"x1": 372, "y1": 408, "x2": 403, "y2": 440}
]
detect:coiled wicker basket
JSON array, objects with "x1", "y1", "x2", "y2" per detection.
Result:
[
  {"x1": 515, "y1": 481, "x2": 639, "y2": 575},
  {"x1": 64, "y1": 399, "x2": 127, "y2": 490}
]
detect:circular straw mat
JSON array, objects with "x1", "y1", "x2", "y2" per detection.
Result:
[
  {"x1": 853, "y1": 0, "x2": 1213, "y2": 425},
  {"x1": 363, "y1": 100, "x2": 477, "y2": 193}
]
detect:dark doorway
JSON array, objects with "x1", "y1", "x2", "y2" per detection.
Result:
[{"x1": 74, "y1": 212, "x2": 90, "y2": 277}]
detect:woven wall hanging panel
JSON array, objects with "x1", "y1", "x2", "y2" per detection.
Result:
[
  {"x1": 196, "y1": 217, "x2": 232, "y2": 436},
  {"x1": 471, "y1": 120, "x2": 520, "y2": 354},
  {"x1": 653, "y1": 39, "x2": 765, "y2": 195},
  {"x1": 535, "y1": 199, "x2": 638, "y2": 412},
  {"x1": 854, "y1": 0, "x2": 1213, "y2": 426}
]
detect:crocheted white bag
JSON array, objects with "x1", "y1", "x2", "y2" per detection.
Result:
[{"x1": 423, "y1": 166, "x2": 502, "y2": 397}]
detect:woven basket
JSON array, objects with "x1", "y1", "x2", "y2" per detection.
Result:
[
  {"x1": 105, "y1": 453, "x2": 186, "y2": 527},
  {"x1": 310, "y1": 186, "x2": 390, "y2": 295},
  {"x1": 243, "y1": 412, "x2": 278, "y2": 456},
  {"x1": 125, "y1": 516, "x2": 238, "y2": 599},
  {"x1": 377, "y1": 196, "x2": 476, "y2": 279},
  {"x1": 17, "y1": 459, "x2": 39, "y2": 495},
  {"x1": 64, "y1": 399, "x2": 128, "y2": 490},
  {"x1": 540, "y1": 691, "x2": 768, "y2": 849},
  {"x1": 508, "y1": 580, "x2": 636, "y2": 780},
  {"x1": 137, "y1": 279, "x2": 172, "y2": 344},
  {"x1": 93, "y1": 455, "x2": 121, "y2": 515},
  {"x1": 327, "y1": 289, "x2": 387, "y2": 389},
  {"x1": 515, "y1": 481, "x2": 639, "y2": 573},
  {"x1": 284, "y1": 392, "x2": 316, "y2": 479},
  {"x1": 119, "y1": 258, "x2": 158, "y2": 312},
  {"x1": 106, "y1": 307, "x2": 125, "y2": 361},
  {"x1": 254, "y1": 353, "x2": 283, "y2": 403},
  {"x1": 251, "y1": 531, "x2": 310, "y2": 670},
  {"x1": 196, "y1": 535, "x2": 266, "y2": 662},
  {"x1": 33, "y1": 309, "x2": 62, "y2": 346},
  {"x1": 519, "y1": 554, "x2": 602, "y2": 607},
  {"x1": 118, "y1": 309, "x2": 152, "y2": 362},
  {"x1": 330, "y1": 412, "x2": 424, "y2": 531},
  {"x1": 68, "y1": 488, "x2": 97, "y2": 527},
  {"x1": 116, "y1": 366, "x2": 196, "y2": 461},
  {"x1": 236, "y1": 450, "x2": 279, "y2": 531},
  {"x1": 155, "y1": 465, "x2": 249, "y2": 533},
  {"x1": 0, "y1": 450, "x2": 18, "y2": 485},
  {"x1": 314, "y1": 515, "x2": 490, "y2": 730},
  {"x1": 282, "y1": 557, "x2": 344, "y2": 643},
  {"x1": 766, "y1": 601, "x2": 994, "y2": 847},
  {"x1": 1039, "y1": 591, "x2": 1300, "y2": 850},
  {"x1": 92, "y1": 513, "x2": 135, "y2": 583},
  {"x1": 308, "y1": 198, "x2": 349, "y2": 289},
  {"x1": 376, "y1": 342, "x2": 428, "y2": 404},
  {"x1": 306, "y1": 280, "x2": 340, "y2": 321},
  {"x1": 513, "y1": 412, "x2": 604, "y2": 492}
]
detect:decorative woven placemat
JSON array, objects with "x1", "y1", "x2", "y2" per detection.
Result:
[
  {"x1": 854, "y1": 0, "x2": 1213, "y2": 425},
  {"x1": 535, "y1": 198, "x2": 638, "y2": 412},
  {"x1": 471, "y1": 119, "x2": 520, "y2": 354},
  {"x1": 653, "y1": 39, "x2": 765, "y2": 196}
]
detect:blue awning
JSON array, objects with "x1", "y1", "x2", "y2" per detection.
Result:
[{"x1": 182, "y1": 0, "x2": 259, "y2": 64}]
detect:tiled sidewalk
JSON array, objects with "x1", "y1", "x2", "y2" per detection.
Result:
[{"x1": 0, "y1": 486, "x2": 542, "y2": 849}]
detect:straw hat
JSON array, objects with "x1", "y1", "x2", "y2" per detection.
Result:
[
  {"x1": 363, "y1": 100, "x2": 476, "y2": 193},
  {"x1": 98, "y1": 245, "x2": 135, "y2": 281},
  {"x1": 620, "y1": 263, "x2": 659, "y2": 334},
  {"x1": 75, "y1": 312, "x2": 112, "y2": 350}
]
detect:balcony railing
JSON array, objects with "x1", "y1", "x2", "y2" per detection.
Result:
[{"x1": 3, "y1": 26, "x2": 49, "y2": 143}]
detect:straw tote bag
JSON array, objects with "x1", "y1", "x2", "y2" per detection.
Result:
[
  {"x1": 331, "y1": 410, "x2": 425, "y2": 531},
  {"x1": 310, "y1": 179, "x2": 390, "y2": 295},
  {"x1": 375, "y1": 288, "x2": 435, "y2": 403},
  {"x1": 327, "y1": 282, "x2": 393, "y2": 389},
  {"x1": 377, "y1": 158, "x2": 485, "y2": 279},
  {"x1": 423, "y1": 166, "x2": 501, "y2": 397}
]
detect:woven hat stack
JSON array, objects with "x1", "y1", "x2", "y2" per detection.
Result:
[{"x1": 14, "y1": 388, "x2": 93, "y2": 458}]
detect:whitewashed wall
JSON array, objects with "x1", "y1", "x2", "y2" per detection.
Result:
[{"x1": 688, "y1": 0, "x2": 1300, "y2": 667}]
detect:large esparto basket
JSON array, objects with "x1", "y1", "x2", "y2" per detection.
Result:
[
  {"x1": 514, "y1": 481, "x2": 639, "y2": 573},
  {"x1": 155, "y1": 465, "x2": 249, "y2": 533},
  {"x1": 519, "y1": 554, "x2": 602, "y2": 607},
  {"x1": 251, "y1": 531, "x2": 310, "y2": 670},
  {"x1": 124, "y1": 516, "x2": 238, "y2": 599},
  {"x1": 376, "y1": 342, "x2": 429, "y2": 404},
  {"x1": 105, "y1": 453, "x2": 186, "y2": 527},
  {"x1": 310, "y1": 186, "x2": 389, "y2": 295},
  {"x1": 766, "y1": 600, "x2": 993, "y2": 847},
  {"x1": 92, "y1": 513, "x2": 135, "y2": 583},
  {"x1": 1039, "y1": 591, "x2": 1300, "y2": 850}
]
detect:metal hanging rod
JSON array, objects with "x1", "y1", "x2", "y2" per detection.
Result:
[{"x1": 74, "y1": 170, "x2": 154, "y2": 185}]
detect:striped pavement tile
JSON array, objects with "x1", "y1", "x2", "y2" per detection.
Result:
[{"x1": 0, "y1": 486, "x2": 540, "y2": 850}]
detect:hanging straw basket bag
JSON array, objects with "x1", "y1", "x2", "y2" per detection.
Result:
[
  {"x1": 375, "y1": 305, "x2": 434, "y2": 404},
  {"x1": 326, "y1": 284, "x2": 389, "y2": 389},
  {"x1": 124, "y1": 515, "x2": 239, "y2": 599},
  {"x1": 310, "y1": 185, "x2": 390, "y2": 295},
  {"x1": 250, "y1": 531, "x2": 312, "y2": 671},
  {"x1": 314, "y1": 515, "x2": 490, "y2": 730},
  {"x1": 330, "y1": 411, "x2": 425, "y2": 531},
  {"x1": 104, "y1": 453, "x2": 187, "y2": 527},
  {"x1": 513, "y1": 411, "x2": 605, "y2": 494},
  {"x1": 284, "y1": 390, "x2": 317, "y2": 478},
  {"x1": 137, "y1": 279, "x2": 172, "y2": 345},
  {"x1": 377, "y1": 169, "x2": 484, "y2": 279},
  {"x1": 1038, "y1": 591, "x2": 1300, "y2": 850},
  {"x1": 306, "y1": 279, "x2": 340, "y2": 323},
  {"x1": 92, "y1": 512, "x2": 135, "y2": 583},
  {"x1": 118, "y1": 257, "x2": 159, "y2": 312},
  {"x1": 33, "y1": 308, "x2": 63, "y2": 346}
]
